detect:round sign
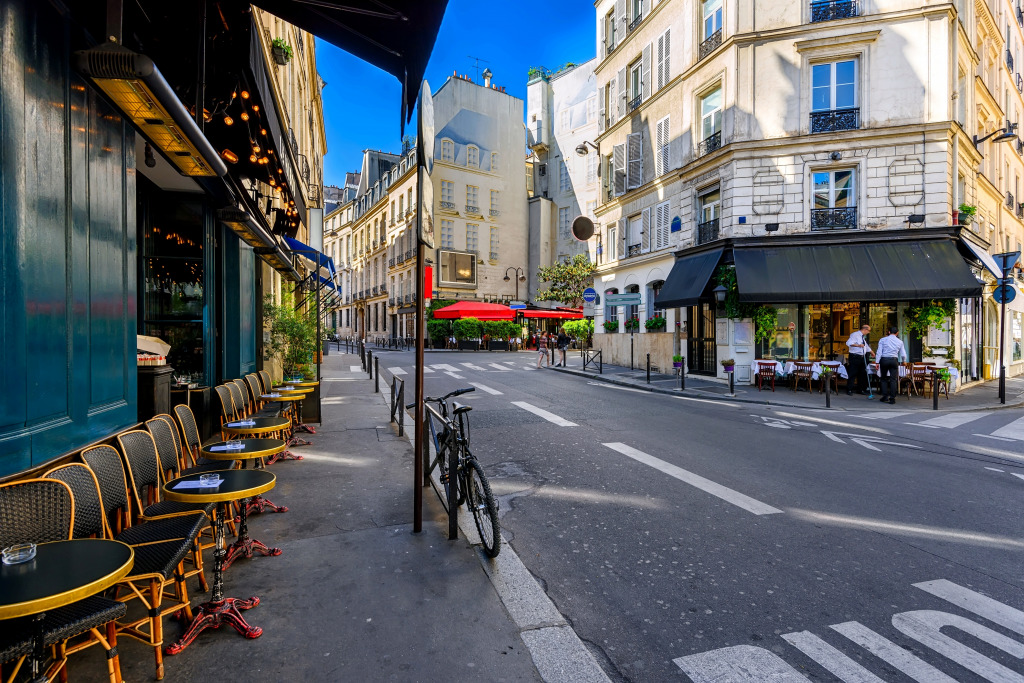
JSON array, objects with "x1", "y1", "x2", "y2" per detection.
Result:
[
  {"x1": 788, "y1": 322, "x2": 796, "y2": 331},
  {"x1": 994, "y1": 284, "x2": 1017, "y2": 304},
  {"x1": 583, "y1": 287, "x2": 598, "y2": 304}
]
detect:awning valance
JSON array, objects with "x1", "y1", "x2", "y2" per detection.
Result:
[
  {"x1": 522, "y1": 309, "x2": 584, "y2": 319},
  {"x1": 655, "y1": 248, "x2": 724, "y2": 308},
  {"x1": 433, "y1": 301, "x2": 514, "y2": 321},
  {"x1": 733, "y1": 240, "x2": 982, "y2": 303},
  {"x1": 285, "y1": 236, "x2": 336, "y2": 277}
]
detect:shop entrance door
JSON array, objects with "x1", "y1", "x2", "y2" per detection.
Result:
[{"x1": 687, "y1": 303, "x2": 717, "y2": 375}]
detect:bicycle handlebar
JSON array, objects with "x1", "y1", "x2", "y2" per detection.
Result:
[{"x1": 405, "y1": 387, "x2": 475, "y2": 410}]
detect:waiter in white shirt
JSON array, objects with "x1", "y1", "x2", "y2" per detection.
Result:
[
  {"x1": 876, "y1": 326, "x2": 907, "y2": 404},
  {"x1": 845, "y1": 324, "x2": 873, "y2": 395}
]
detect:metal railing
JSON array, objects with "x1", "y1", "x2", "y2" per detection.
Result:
[
  {"x1": 606, "y1": 42, "x2": 616, "y2": 57},
  {"x1": 465, "y1": 205, "x2": 480, "y2": 214},
  {"x1": 389, "y1": 297, "x2": 395, "y2": 306},
  {"x1": 810, "y1": 107, "x2": 859, "y2": 133},
  {"x1": 697, "y1": 218, "x2": 720, "y2": 244},
  {"x1": 489, "y1": 209, "x2": 500, "y2": 216},
  {"x1": 1018, "y1": 4, "x2": 1023, "y2": 26},
  {"x1": 380, "y1": 285, "x2": 387, "y2": 294},
  {"x1": 440, "y1": 201, "x2": 456, "y2": 210},
  {"x1": 583, "y1": 349, "x2": 603, "y2": 374},
  {"x1": 1009, "y1": 50, "x2": 1015, "y2": 72},
  {"x1": 627, "y1": 243, "x2": 642, "y2": 257},
  {"x1": 298, "y1": 154, "x2": 310, "y2": 184},
  {"x1": 628, "y1": 94, "x2": 643, "y2": 112},
  {"x1": 1008, "y1": 191, "x2": 1016, "y2": 209},
  {"x1": 1016, "y1": 203, "x2": 1023, "y2": 219},
  {"x1": 1017, "y1": 73, "x2": 1023, "y2": 94},
  {"x1": 810, "y1": 0, "x2": 858, "y2": 22},
  {"x1": 699, "y1": 29, "x2": 722, "y2": 60},
  {"x1": 489, "y1": 251, "x2": 499, "y2": 260},
  {"x1": 628, "y1": 13, "x2": 643, "y2": 32},
  {"x1": 405, "y1": 249, "x2": 414, "y2": 260},
  {"x1": 810, "y1": 206, "x2": 858, "y2": 230},
  {"x1": 697, "y1": 131, "x2": 722, "y2": 157}
]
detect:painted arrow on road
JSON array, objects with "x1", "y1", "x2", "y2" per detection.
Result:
[
  {"x1": 821, "y1": 431, "x2": 922, "y2": 452},
  {"x1": 754, "y1": 415, "x2": 816, "y2": 429}
]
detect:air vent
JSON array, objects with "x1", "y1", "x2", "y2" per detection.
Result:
[{"x1": 74, "y1": 43, "x2": 155, "y2": 80}]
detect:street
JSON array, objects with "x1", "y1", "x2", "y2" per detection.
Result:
[{"x1": 355, "y1": 347, "x2": 1024, "y2": 682}]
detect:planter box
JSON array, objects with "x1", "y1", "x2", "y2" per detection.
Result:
[
  {"x1": 272, "y1": 46, "x2": 290, "y2": 65},
  {"x1": 488, "y1": 340, "x2": 509, "y2": 351},
  {"x1": 458, "y1": 340, "x2": 480, "y2": 351}
]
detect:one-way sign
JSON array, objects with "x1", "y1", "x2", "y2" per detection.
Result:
[{"x1": 605, "y1": 292, "x2": 642, "y2": 306}]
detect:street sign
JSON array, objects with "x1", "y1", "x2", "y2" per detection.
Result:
[
  {"x1": 994, "y1": 251, "x2": 1021, "y2": 278},
  {"x1": 582, "y1": 287, "x2": 598, "y2": 304},
  {"x1": 994, "y1": 283, "x2": 1017, "y2": 304},
  {"x1": 509, "y1": 301, "x2": 527, "y2": 310},
  {"x1": 583, "y1": 302, "x2": 595, "y2": 317},
  {"x1": 605, "y1": 293, "x2": 642, "y2": 306}
]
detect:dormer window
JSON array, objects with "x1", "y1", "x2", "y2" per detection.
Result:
[
  {"x1": 467, "y1": 145, "x2": 479, "y2": 168},
  {"x1": 441, "y1": 139, "x2": 454, "y2": 162}
]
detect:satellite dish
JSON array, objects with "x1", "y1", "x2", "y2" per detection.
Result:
[{"x1": 571, "y1": 215, "x2": 594, "y2": 241}]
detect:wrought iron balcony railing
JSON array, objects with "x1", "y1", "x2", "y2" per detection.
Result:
[
  {"x1": 1009, "y1": 191, "x2": 1016, "y2": 208},
  {"x1": 606, "y1": 42, "x2": 616, "y2": 57},
  {"x1": 380, "y1": 285, "x2": 387, "y2": 294},
  {"x1": 1009, "y1": 50, "x2": 1016, "y2": 72},
  {"x1": 489, "y1": 252, "x2": 499, "y2": 260},
  {"x1": 628, "y1": 94, "x2": 643, "y2": 112},
  {"x1": 389, "y1": 297, "x2": 395, "y2": 306},
  {"x1": 1018, "y1": 73, "x2": 1023, "y2": 94},
  {"x1": 628, "y1": 13, "x2": 643, "y2": 32},
  {"x1": 696, "y1": 218, "x2": 720, "y2": 244},
  {"x1": 405, "y1": 250, "x2": 414, "y2": 260},
  {"x1": 490, "y1": 209, "x2": 500, "y2": 216},
  {"x1": 1017, "y1": 202, "x2": 1023, "y2": 219},
  {"x1": 697, "y1": 131, "x2": 722, "y2": 157},
  {"x1": 440, "y1": 201, "x2": 456, "y2": 210},
  {"x1": 1018, "y1": 4, "x2": 1023, "y2": 26},
  {"x1": 810, "y1": 0, "x2": 858, "y2": 22},
  {"x1": 810, "y1": 107, "x2": 859, "y2": 133},
  {"x1": 465, "y1": 205, "x2": 480, "y2": 214},
  {"x1": 388, "y1": 257, "x2": 395, "y2": 267},
  {"x1": 699, "y1": 29, "x2": 722, "y2": 61},
  {"x1": 811, "y1": 206, "x2": 858, "y2": 230},
  {"x1": 627, "y1": 243, "x2": 642, "y2": 257}
]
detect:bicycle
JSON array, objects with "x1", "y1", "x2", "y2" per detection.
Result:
[{"x1": 411, "y1": 387, "x2": 501, "y2": 558}]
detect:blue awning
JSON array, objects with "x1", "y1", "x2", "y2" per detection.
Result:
[{"x1": 284, "y1": 236, "x2": 336, "y2": 277}]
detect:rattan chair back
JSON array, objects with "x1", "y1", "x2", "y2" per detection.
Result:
[
  {"x1": 155, "y1": 414, "x2": 184, "y2": 468},
  {"x1": 173, "y1": 404, "x2": 202, "y2": 466},
  {"x1": 0, "y1": 478, "x2": 74, "y2": 547},
  {"x1": 116, "y1": 430, "x2": 164, "y2": 516},
  {"x1": 214, "y1": 384, "x2": 237, "y2": 424},
  {"x1": 245, "y1": 374, "x2": 263, "y2": 407},
  {"x1": 44, "y1": 464, "x2": 108, "y2": 539},
  {"x1": 231, "y1": 379, "x2": 251, "y2": 414},
  {"x1": 81, "y1": 445, "x2": 131, "y2": 523},
  {"x1": 258, "y1": 370, "x2": 272, "y2": 394},
  {"x1": 146, "y1": 417, "x2": 182, "y2": 480}
]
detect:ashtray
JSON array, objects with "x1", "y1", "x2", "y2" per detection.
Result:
[
  {"x1": 199, "y1": 474, "x2": 220, "y2": 487},
  {"x1": 2, "y1": 543, "x2": 37, "y2": 565},
  {"x1": 225, "y1": 440, "x2": 244, "y2": 450}
]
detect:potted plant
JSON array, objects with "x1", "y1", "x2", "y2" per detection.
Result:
[
  {"x1": 603, "y1": 320, "x2": 619, "y2": 333},
  {"x1": 672, "y1": 354, "x2": 683, "y2": 368},
  {"x1": 624, "y1": 316, "x2": 640, "y2": 332},
  {"x1": 272, "y1": 38, "x2": 294, "y2": 65},
  {"x1": 644, "y1": 314, "x2": 666, "y2": 331},
  {"x1": 720, "y1": 358, "x2": 736, "y2": 372},
  {"x1": 957, "y1": 204, "x2": 977, "y2": 226}
]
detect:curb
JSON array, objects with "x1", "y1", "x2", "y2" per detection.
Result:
[{"x1": 548, "y1": 365, "x2": 1024, "y2": 413}]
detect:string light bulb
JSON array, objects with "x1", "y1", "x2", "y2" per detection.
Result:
[
  {"x1": 261, "y1": 128, "x2": 267, "y2": 136},
  {"x1": 223, "y1": 115, "x2": 234, "y2": 126},
  {"x1": 252, "y1": 144, "x2": 261, "y2": 153},
  {"x1": 249, "y1": 154, "x2": 258, "y2": 163},
  {"x1": 252, "y1": 105, "x2": 259, "y2": 112},
  {"x1": 240, "y1": 112, "x2": 250, "y2": 122},
  {"x1": 220, "y1": 149, "x2": 239, "y2": 163},
  {"x1": 241, "y1": 90, "x2": 250, "y2": 99}
]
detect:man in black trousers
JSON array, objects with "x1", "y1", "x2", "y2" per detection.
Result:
[{"x1": 845, "y1": 324, "x2": 873, "y2": 395}]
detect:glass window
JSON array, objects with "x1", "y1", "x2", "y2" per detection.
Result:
[
  {"x1": 559, "y1": 207, "x2": 571, "y2": 240},
  {"x1": 466, "y1": 185, "x2": 479, "y2": 209},
  {"x1": 702, "y1": 0, "x2": 722, "y2": 39},
  {"x1": 812, "y1": 60, "x2": 857, "y2": 112},
  {"x1": 467, "y1": 145, "x2": 479, "y2": 167},
  {"x1": 608, "y1": 227, "x2": 617, "y2": 260},
  {"x1": 560, "y1": 160, "x2": 571, "y2": 193},
  {"x1": 440, "y1": 219, "x2": 454, "y2": 249},
  {"x1": 490, "y1": 190, "x2": 500, "y2": 212},
  {"x1": 466, "y1": 223, "x2": 479, "y2": 252},
  {"x1": 700, "y1": 88, "x2": 722, "y2": 141},
  {"x1": 439, "y1": 250, "x2": 476, "y2": 285},
  {"x1": 813, "y1": 170, "x2": 855, "y2": 209},
  {"x1": 490, "y1": 226, "x2": 499, "y2": 259},
  {"x1": 586, "y1": 154, "x2": 598, "y2": 184},
  {"x1": 757, "y1": 305, "x2": 798, "y2": 360},
  {"x1": 699, "y1": 188, "x2": 720, "y2": 222},
  {"x1": 441, "y1": 139, "x2": 454, "y2": 162},
  {"x1": 1014, "y1": 311, "x2": 1022, "y2": 362},
  {"x1": 630, "y1": 59, "x2": 643, "y2": 100},
  {"x1": 441, "y1": 180, "x2": 454, "y2": 205},
  {"x1": 491, "y1": 152, "x2": 499, "y2": 171},
  {"x1": 605, "y1": 288, "x2": 619, "y2": 323}
]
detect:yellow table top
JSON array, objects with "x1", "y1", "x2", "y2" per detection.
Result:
[
  {"x1": 163, "y1": 469, "x2": 276, "y2": 504},
  {"x1": 200, "y1": 438, "x2": 287, "y2": 461}
]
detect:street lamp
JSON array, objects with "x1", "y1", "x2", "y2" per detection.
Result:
[
  {"x1": 504, "y1": 266, "x2": 527, "y2": 300},
  {"x1": 713, "y1": 284, "x2": 728, "y2": 314},
  {"x1": 575, "y1": 140, "x2": 599, "y2": 157},
  {"x1": 973, "y1": 121, "x2": 1019, "y2": 149}
]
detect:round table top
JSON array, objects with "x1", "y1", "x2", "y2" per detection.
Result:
[
  {"x1": 283, "y1": 379, "x2": 318, "y2": 387},
  {"x1": 261, "y1": 393, "x2": 303, "y2": 402},
  {"x1": 200, "y1": 438, "x2": 286, "y2": 460},
  {"x1": 274, "y1": 386, "x2": 313, "y2": 395},
  {"x1": 163, "y1": 469, "x2": 276, "y2": 504},
  {"x1": 222, "y1": 417, "x2": 290, "y2": 435},
  {"x1": 0, "y1": 539, "x2": 134, "y2": 620}
]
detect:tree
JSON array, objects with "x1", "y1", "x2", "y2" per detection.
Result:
[{"x1": 536, "y1": 254, "x2": 596, "y2": 308}]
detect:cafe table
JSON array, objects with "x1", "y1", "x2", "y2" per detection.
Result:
[
  {"x1": 274, "y1": 382, "x2": 318, "y2": 436},
  {"x1": 221, "y1": 416, "x2": 291, "y2": 439},
  {"x1": 202, "y1": 438, "x2": 289, "y2": 519},
  {"x1": 261, "y1": 392, "x2": 310, "y2": 449},
  {"x1": 163, "y1": 469, "x2": 277, "y2": 655},
  {"x1": 0, "y1": 539, "x2": 133, "y2": 681}
]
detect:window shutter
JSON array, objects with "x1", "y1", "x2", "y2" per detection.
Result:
[
  {"x1": 642, "y1": 44, "x2": 652, "y2": 102},
  {"x1": 641, "y1": 207, "x2": 651, "y2": 253},
  {"x1": 599, "y1": 14, "x2": 606, "y2": 55},
  {"x1": 655, "y1": 201, "x2": 669, "y2": 249},
  {"x1": 656, "y1": 116, "x2": 669, "y2": 177},
  {"x1": 598, "y1": 86, "x2": 606, "y2": 134},
  {"x1": 608, "y1": 78, "x2": 617, "y2": 126},
  {"x1": 617, "y1": 67, "x2": 627, "y2": 119},
  {"x1": 613, "y1": 143, "x2": 626, "y2": 196},
  {"x1": 626, "y1": 132, "x2": 642, "y2": 190},
  {"x1": 622, "y1": 218, "x2": 628, "y2": 255},
  {"x1": 657, "y1": 30, "x2": 671, "y2": 90},
  {"x1": 615, "y1": 0, "x2": 626, "y2": 43}
]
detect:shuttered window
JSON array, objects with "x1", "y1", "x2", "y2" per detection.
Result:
[
  {"x1": 656, "y1": 116, "x2": 670, "y2": 177},
  {"x1": 626, "y1": 132, "x2": 643, "y2": 190},
  {"x1": 654, "y1": 200, "x2": 670, "y2": 250},
  {"x1": 657, "y1": 29, "x2": 671, "y2": 90}
]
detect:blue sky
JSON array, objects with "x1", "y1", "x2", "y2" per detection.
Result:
[{"x1": 316, "y1": 0, "x2": 596, "y2": 186}]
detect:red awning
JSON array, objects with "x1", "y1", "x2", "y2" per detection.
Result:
[
  {"x1": 521, "y1": 309, "x2": 584, "y2": 319},
  {"x1": 432, "y1": 301, "x2": 515, "y2": 321}
]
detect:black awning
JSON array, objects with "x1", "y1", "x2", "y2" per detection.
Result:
[
  {"x1": 655, "y1": 248, "x2": 724, "y2": 308},
  {"x1": 247, "y1": 0, "x2": 450, "y2": 124},
  {"x1": 733, "y1": 240, "x2": 982, "y2": 303}
]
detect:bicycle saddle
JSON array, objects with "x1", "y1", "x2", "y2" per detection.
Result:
[{"x1": 452, "y1": 402, "x2": 473, "y2": 415}]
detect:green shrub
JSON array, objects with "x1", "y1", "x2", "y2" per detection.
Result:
[{"x1": 453, "y1": 317, "x2": 482, "y2": 340}]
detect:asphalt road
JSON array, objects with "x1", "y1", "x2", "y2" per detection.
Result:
[{"x1": 367, "y1": 348, "x2": 1024, "y2": 682}]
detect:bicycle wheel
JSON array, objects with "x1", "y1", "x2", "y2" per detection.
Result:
[{"x1": 465, "y1": 458, "x2": 500, "y2": 558}]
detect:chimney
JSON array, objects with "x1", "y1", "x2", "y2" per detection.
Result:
[{"x1": 483, "y1": 68, "x2": 493, "y2": 88}]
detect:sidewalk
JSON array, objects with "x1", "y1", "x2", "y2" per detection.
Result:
[
  {"x1": 550, "y1": 352, "x2": 1024, "y2": 412},
  {"x1": 71, "y1": 349, "x2": 606, "y2": 683}
]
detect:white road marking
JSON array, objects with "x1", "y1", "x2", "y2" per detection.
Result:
[
  {"x1": 975, "y1": 433, "x2": 1017, "y2": 442},
  {"x1": 422, "y1": 367, "x2": 434, "y2": 373},
  {"x1": 524, "y1": 366, "x2": 538, "y2": 371},
  {"x1": 460, "y1": 362, "x2": 488, "y2": 371},
  {"x1": 675, "y1": 645, "x2": 810, "y2": 682},
  {"x1": 444, "y1": 372, "x2": 465, "y2": 379},
  {"x1": 991, "y1": 415, "x2": 1024, "y2": 440},
  {"x1": 781, "y1": 631, "x2": 885, "y2": 683},
  {"x1": 1013, "y1": 473, "x2": 1024, "y2": 482},
  {"x1": 674, "y1": 396, "x2": 742, "y2": 407},
  {"x1": 602, "y1": 443, "x2": 782, "y2": 515},
  {"x1": 891, "y1": 610, "x2": 1024, "y2": 681},
  {"x1": 913, "y1": 579, "x2": 1024, "y2": 637},
  {"x1": 388, "y1": 367, "x2": 407, "y2": 376},
  {"x1": 430, "y1": 363, "x2": 458, "y2": 372},
  {"x1": 503, "y1": 360, "x2": 517, "y2": 365},
  {"x1": 918, "y1": 412, "x2": 987, "y2": 429},
  {"x1": 985, "y1": 467, "x2": 1006, "y2": 472},
  {"x1": 349, "y1": 365, "x2": 362, "y2": 372},
  {"x1": 511, "y1": 401, "x2": 577, "y2": 426},
  {"x1": 830, "y1": 621, "x2": 957, "y2": 683},
  {"x1": 821, "y1": 431, "x2": 921, "y2": 452},
  {"x1": 853, "y1": 411, "x2": 914, "y2": 420},
  {"x1": 487, "y1": 363, "x2": 510, "y2": 371},
  {"x1": 468, "y1": 382, "x2": 503, "y2": 395},
  {"x1": 587, "y1": 382, "x2": 648, "y2": 394}
]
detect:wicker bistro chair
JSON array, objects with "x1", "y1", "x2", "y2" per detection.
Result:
[
  {"x1": 258, "y1": 370, "x2": 273, "y2": 395},
  {"x1": 245, "y1": 374, "x2": 265, "y2": 412},
  {"x1": 791, "y1": 362, "x2": 814, "y2": 392},
  {"x1": 214, "y1": 385, "x2": 239, "y2": 440},
  {"x1": 0, "y1": 479, "x2": 127, "y2": 683},
  {"x1": 173, "y1": 404, "x2": 238, "y2": 474},
  {"x1": 116, "y1": 431, "x2": 215, "y2": 524},
  {"x1": 755, "y1": 362, "x2": 776, "y2": 392},
  {"x1": 230, "y1": 379, "x2": 253, "y2": 418}
]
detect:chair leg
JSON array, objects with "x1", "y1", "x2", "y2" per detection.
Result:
[
  {"x1": 149, "y1": 581, "x2": 164, "y2": 681},
  {"x1": 106, "y1": 621, "x2": 122, "y2": 683}
]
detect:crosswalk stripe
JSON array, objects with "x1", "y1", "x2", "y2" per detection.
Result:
[
  {"x1": 488, "y1": 363, "x2": 510, "y2": 371},
  {"x1": 603, "y1": 442, "x2": 781, "y2": 515},
  {"x1": 511, "y1": 401, "x2": 577, "y2": 426},
  {"x1": 422, "y1": 367, "x2": 434, "y2": 373},
  {"x1": 431, "y1": 364, "x2": 458, "y2": 372},
  {"x1": 444, "y1": 371, "x2": 465, "y2": 379},
  {"x1": 461, "y1": 362, "x2": 487, "y2": 371},
  {"x1": 991, "y1": 415, "x2": 1024, "y2": 440},
  {"x1": 388, "y1": 367, "x2": 407, "y2": 376},
  {"x1": 503, "y1": 360, "x2": 517, "y2": 365},
  {"x1": 918, "y1": 412, "x2": 987, "y2": 429},
  {"x1": 469, "y1": 382, "x2": 503, "y2": 395},
  {"x1": 1013, "y1": 473, "x2": 1024, "y2": 482},
  {"x1": 854, "y1": 412, "x2": 913, "y2": 420},
  {"x1": 523, "y1": 366, "x2": 536, "y2": 371}
]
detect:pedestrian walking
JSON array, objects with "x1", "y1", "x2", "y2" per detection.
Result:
[
  {"x1": 556, "y1": 327, "x2": 569, "y2": 367},
  {"x1": 845, "y1": 324, "x2": 873, "y2": 395},
  {"x1": 536, "y1": 332, "x2": 549, "y2": 368},
  {"x1": 875, "y1": 326, "x2": 906, "y2": 405}
]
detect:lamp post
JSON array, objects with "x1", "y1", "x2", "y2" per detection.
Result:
[
  {"x1": 504, "y1": 266, "x2": 526, "y2": 300},
  {"x1": 993, "y1": 251, "x2": 1021, "y2": 404}
]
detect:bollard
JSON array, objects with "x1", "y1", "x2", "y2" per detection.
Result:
[
  {"x1": 374, "y1": 357, "x2": 380, "y2": 393},
  {"x1": 646, "y1": 354, "x2": 651, "y2": 384},
  {"x1": 367, "y1": 351, "x2": 373, "y2": 378},
  {"x1": 728, "y1": 370, "x2": 735, "y2": 396},
  {"x1": 680, "y1": 359, "x2": 686, "y2": 390},
  {"x1": 933, "y1": 373, "x2": 939, "y2": 411},
  {"x1": 825, "y1": 385, "x2": 831, "y2": 408},
  {"x1": 398, "y1": 381, "x2": 405, "y2": 437}
]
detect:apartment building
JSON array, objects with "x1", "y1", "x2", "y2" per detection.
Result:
[
  {"x1": 323, "y1": 187, "x2": 357, "y2": 337},
  {"x1": 527, "y1": 60, "x2": 601, "y2": 301},
  {"x1": 590, "y1": 0, "x2": 1020, "y2": 382},
  {"x1": 385, "y1": 150, "x2": 421, "y2": 338}
]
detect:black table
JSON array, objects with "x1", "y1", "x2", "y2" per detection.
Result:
[
  {"x1": 163, "y1": 469, "x2": 277, "y2": 654},
  {"x1": 0, "y1": 539, "x2": 134, "y2": 681},
  {"x1": 201, "y1": 439, "x2": 289, "y2": 517}
]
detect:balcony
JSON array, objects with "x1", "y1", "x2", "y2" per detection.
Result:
[
  {"x1": 489, "y1": 251, "x2": 499, "y2": 261},
  {"x1": 389, "y1": 257, "x2": 395, "y2": 268},
  {"x1": 372, "y1": 240, "x2": 378, "y2": 249},
  {"x1": 1018, "y1": 4, "x2": 1023, "y2": 26},
  {"x1": 440, "y1": 201, "x2": 456, "y2": 211},
  {"x1": 627, "y1": 244, "x2": 642, "y2": 257},
  {"x1": 628, "y1": 94, "x2": 643, "y2": 112},
  {"x1": 372, "y1": 286, "x2": 378, "y2": 296},
  {"x1": 811, "y1": 206, "x2": 858, "y2": 231},
  {"x1": 1009, "y1": 50, "x2": 1015, "y2": 72},
  {"x1": 699, "y1": 29, "x2": 722, "y2": 61},
  {"x1": 810, "y1": 107, "x2": 859, "y2": 133},
  {"x1": 466, "y1": 205, "x2": 480, "y2": 214},
  {"x1": 810, "y1": 0, "x2": 858, "y2": 22},
  {"x1": 606, "y1": 42, "x2": 615, "y2": 57},
  {"x1": 696, "y1": 219, "x2": 720, "y2": 245},
  {"x1": 1009, "y1": 191, "x2": 1016, "y2": 209},
  {"x1": 697, "y1": 131, "x2": 722, "y2": 157},
  {"x1": 389, "y1": 297, "x2": 395, "y2": 306},
  {"x1": 298, "y1": 154, "x2": 310, "y2": 184},
  {"x1": 1018, "y1": 73, "x2": 1023, "y2": 94},
  {"x1": 489, "y1": 209, "x2": 500, "y2": 217},
  {"x1": 1018, "y1": 138, "x2": 1023, "y2": 156},
  {"x1": 1017, "y1": 203, "x2": 1024, "y2": 219},
  {"x1": 628, "y1": 13, "x2": 643, "y2": 32},
  {"x1": 405, "y1": 249, "x2": 414, "y2": 260},
  {"x1": 381, "y1": 285, "x2": 387, "y2": 294}
]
